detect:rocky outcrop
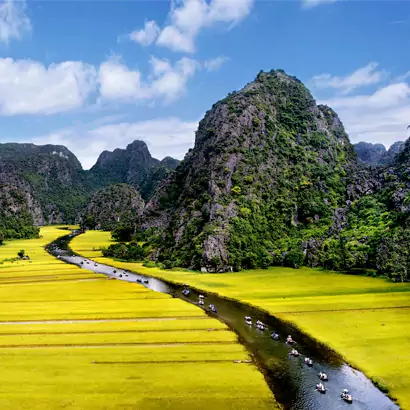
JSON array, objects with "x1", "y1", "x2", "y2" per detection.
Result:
[
  {"x1": 143, "y1": 69, "x2": 359, "y2": 271},
  {"x1": 0, "y1": 143, "x2": 87, "y2": 224},
  {"x1": 354, "y1": 142, "x2": 386, "y2": 165},
  {"x1": 82, "y1": 184, "x2": 145, "y2": 230},
  {"x1": 0, "y1": 184, "x2": 40, "y2": 239},
  {"x1": 88, "y1": 141, "x2": 179, "y2": 200},
  {"x1": 0, "y1": 141, "x2": 178, "y2": 230},
  {"x1": 354, "y1": 141, "x2": 405, "y2": 166}
]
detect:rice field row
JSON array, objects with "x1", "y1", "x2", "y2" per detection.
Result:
[
  {"x1": 0, "y1": 227, "x2": 277, "y2": 409},
  {"x1": 72, "y1": 230, "x2": 410, "y2": 409}
]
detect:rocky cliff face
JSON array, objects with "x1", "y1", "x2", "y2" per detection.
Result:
[
  {"x1": 0, "y1": 143, "x2": 87, "y2": 224},
  {"x1": 0, "y1": 141, "x2": 178, "y2": 231},
  {"x1": 88, "y1": 141, "x2": 178, "y2": 199},
  {"x1": 82, "y1": 184, "x2": 145, "y2": 230},
  {"x1": 144, "y1": 70, "x2": 359, "y2": 271},
  {"x1": 0, "y1": 184, "x2": 40, "y2": 239},
  {"x1": 354, "y1": 141, "x2": 405, "y2": 166},
  {"x1": 354, "y1": 142, "x2": 386, "y2": 165}
]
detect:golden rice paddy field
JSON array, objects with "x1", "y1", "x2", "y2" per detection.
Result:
[
  {"x1": 0, "y1": 227, "x2": 276, "y2": 409},
  {"x1": 72, "y1": 230, "x2": 410, "y2": 409}
]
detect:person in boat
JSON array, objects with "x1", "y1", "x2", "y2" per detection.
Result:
[
  {"x1": 245, "y1": 316, "x2": 252, "y2": 325},
  {"x1": 199, "y1": 294, "x2": 204, "y2": 299},
  {"x1": 271, "y1": 332, "x2": 279, "y2": 340},
  {"x1": 257, "y1": 322, "x2": 266, "y2": 330},
  {"x1": 318, "y1": 372, "x2": 328, "y2": 381},
  {"x1": 341, "y1": 389, "x2": 353, "y2": 402},
  {"x1": 208, "y1": 304, "x2": 218, "y2": 313},
  {"x1": 287, "y1": 335, "x2": 294, "y2": 344},
  {"x1": 290, "y1": 349, "x2": 299, "y2": 356},
  {"x1": 316, "y1": 383, "x2": 325, "y2": 392}
]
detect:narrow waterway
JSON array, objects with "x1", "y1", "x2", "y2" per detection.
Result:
[{"x1": 47, "y1": 232, "x2": 399, "y2": 410}]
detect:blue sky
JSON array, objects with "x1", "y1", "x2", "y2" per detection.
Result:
[{"x1": 0, "y1": 0, "x2": 409, "y2": 168}]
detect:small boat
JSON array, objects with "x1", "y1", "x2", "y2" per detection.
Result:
[
  {"x1": 94, "y1": 263, "x2": 97, "y2": 267},
  {"x1": 318, "y1": 372, "x2": 328, "y2": 381},
  {"x1": 286, "y1": 335, "x2": 295, "y2": 344},
  {"x1": 119, "y1": 274, "x2": 123, "y2": 278},
  {"x1": 137, "y1": 279, "x2": 142, "y2": 283},
  {"x1": 271, "y1": 332, "x2": 279, "y2": 340},
  {"x1": 304, "y1": 357, "x2": 313, "y2": 366},
  {"x1": 289, "y1": 349, "x2": 299, "y2": 357},
  {"x1": 341, "y1": 389, "x2": 353, "y2": 403},
  {"x1": 182, "y1": 289, "x2": 190, "y2": 296},
  {"x1": 113, "y1": 270, "x2": 117, "y2": 274},
  {"x1": 198, "y1": 299, "x2": 204, "y2": 306},
  {"x1": 143, "y1": 279, "x2": 149, "y2": 284},
  {"x1": 256, "y1": 320, "x2": 266, "y2": 331},
  {"x1": 86, "y1": 261, "x2": 89, "y2": 264},
  {"x1": 316, "y1": 383, "x2": 326, "y2": 394},
  {"x1": 208, "y1": 304, "x2": 218, "y2": 313},
  {"x1": 199, "y1": 294, "x2": 205, "y2": 299},
  {"x1": 244, "y1": 316, "x2": 252, "y2": 326}
]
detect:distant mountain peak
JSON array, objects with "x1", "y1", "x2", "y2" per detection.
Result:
[{"x1": 354, "y1": 141, "x2": 405, "y2": 166}]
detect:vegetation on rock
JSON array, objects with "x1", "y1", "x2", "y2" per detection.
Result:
[
  {"x1": 102, "y1": 241, "x2": 147, "y2": 261},
  {"x1": 81, "y1": 184, "x2": 145, "y2": 231},
  {"x1": 0, "y1": 141, "x2": 177, "y2": 240},
  {"x1": 0, "y1": 184, "x2": 40, "y2": 242},
  {"x1": 354, "y1": 141, "x2": 405, "y2": 166},
  {"x1": 127, "y1": 70, "x2": 410, "y2": 281}
]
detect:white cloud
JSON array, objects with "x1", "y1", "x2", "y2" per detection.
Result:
[
  {"x1": 302, "y1": 0, "x2": 338, "y2": 8},
  {"x1": 129, "y1": 20, "x2": 159, "y2": 46},
  {"x1": 129, "y1": 0, "x2": 253, "y2": 53},
  {"x1": 311, "y1": 62, "x2": 386, "y2": 94},
  {"x1": 318, "y1": 79, "x2": 410, "y2": 149},
  {"x1": 0, "y1": 51, "x2": 221, "y2": 116},
  {"x1": 0, "y1": 57, "x2": 97, "y2": 115},
  {"x1": 0, "y1": 0, "x2": 31, "y2": 43},
  {"x1": 203, "y1": 56, "x2": 229, "y2": 71},
  {"x1": 324, "y1": 83, "x2": 410, "y2": 110},
  {"x1": 99, "y1": 56, "x2": 198, "y2": 103},
  {"x1": 98, "y1": 57, "x2": 149, "y2": 101},
  {"x1": 157, "y1": 25, "x2": 196, "y2": 53},
  {"x1": 34, "y1": 117, "x2": 199, "y2": 169},
  {"x1": 151, "y1": 56, "x2": 198, "y2": 101}
]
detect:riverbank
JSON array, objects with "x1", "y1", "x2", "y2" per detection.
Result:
[
  {"x1": 72, "y1": 230, "x2": 410, "y2": 409},
  {"x1": 0, "y1": 227, "x2": 276, "y2": 409}
]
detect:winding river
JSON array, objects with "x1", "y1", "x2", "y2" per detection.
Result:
[{"x1": 47, "y1": 232, "x2": 399, "y2": 410}]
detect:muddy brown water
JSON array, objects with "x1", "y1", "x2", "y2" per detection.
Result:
[{"x1": 47, "y1": 232, "x2": 399, "y2": 410}]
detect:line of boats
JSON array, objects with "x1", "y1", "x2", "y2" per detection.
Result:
[
  {"x1": 191, "y1": 290, "x2": 354, "y2": 405},
  {"x1": 246, "y1": 317, "x2": 353, "y2": 403},
  {"x1": 74, "y1": 260, "x2": 354, "y2": 404}
]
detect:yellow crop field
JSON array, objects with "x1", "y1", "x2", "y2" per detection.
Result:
[
  {"x1": 0, "y1": 227, "x2": 277, "y2": 409},
  {"x1": 72, "y1": 231, "x2": 410, "y2": 409}
]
